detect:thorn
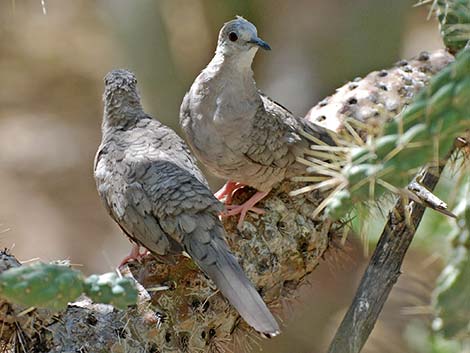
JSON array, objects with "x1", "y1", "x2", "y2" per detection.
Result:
[{"x1": 288, "y1": 177, "x2": 342, "y2": 197}]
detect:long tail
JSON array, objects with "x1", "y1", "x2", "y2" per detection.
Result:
[{"x1": 184, "y1": 226, "x2": 280, "y2": 337}]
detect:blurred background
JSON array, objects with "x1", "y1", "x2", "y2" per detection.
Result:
[{"x1": 0, "y1": 1, "x2": 453, "y2": 352}]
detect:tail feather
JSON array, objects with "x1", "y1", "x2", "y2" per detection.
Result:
[
  {"x1": 301, "y1": 118, "x2": 337, "y2": 147},
  {"x1": 185, "y1": 231, "x2": 280, "y2": 336}
]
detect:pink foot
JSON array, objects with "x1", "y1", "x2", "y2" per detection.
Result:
[
  {"x1": 119, "y1": 243, "x2": 149, "y2": 268},
  {"x1": 215, "y1": 181, "x2": 245, "y2": 205},
  {"x1": 222, "y1": 191, "x2": 269, "y2": 230}
]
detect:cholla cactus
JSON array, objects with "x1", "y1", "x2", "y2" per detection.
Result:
[
  {"x1": 84, "y1": 272, "x2": 138, "y2": 309},
  {"x1": 325, "y1": 48, "x2": 470, "y2": 219},
  {"x1": 0, "y1": 262, "x2": 137, "y2": 310},
  {"x1": 0, "y1": 263, "x2": 84, "y2": 310},
  {"x1": 432, "y1": 177, "x2": 470, "y2": 339},
  {"x1": 436, "y1": 0, "x2": 470, "y2": 53}
]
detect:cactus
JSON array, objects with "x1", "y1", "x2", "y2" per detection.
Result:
[
  {"x1": 326, "y1": 48, "x2": 470, "y2": 219},
  {"x1": 0, "y1": 263, "x2": 84, "y2": 310},
  {"x1": 0, "y1": 262, "x2": 138, "y2": 310},
  {"x1": 84, "y1": 272, "x2": 138, "y2": 310},
  {"x1": 436, "y1": 0, "x2": 470, "y2": 53},
  {"x1": 426, "y1": 1, "x2": 470, "y2": 341},
  {"x1": 432, "y1": 178, "x2": 470, "y2": 339}
]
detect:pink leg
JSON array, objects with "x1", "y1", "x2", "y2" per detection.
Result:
[
  {"x1": 222, "y1": 191, "x2": 269, "y2": 230},
  {"x1": 215, "y1": 181, "x2": 245, "y2": 204},
  {"x1": 119, "y1": 243, "x2": 149, "y2": 268}
]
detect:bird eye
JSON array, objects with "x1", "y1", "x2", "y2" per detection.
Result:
[{"x1": 228, "y1": 32, "x2": 238, "y2": 42}]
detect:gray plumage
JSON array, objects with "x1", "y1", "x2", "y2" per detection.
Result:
[
  {"x1": 180, "y1": 17, "x2": 333, "y2": 193},
  {"x1": 94, "y1": 69, "x2": 279, "y2": 336}
]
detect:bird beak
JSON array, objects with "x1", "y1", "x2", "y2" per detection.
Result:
[{"x1": 248, "y1": 36, "x2": 271, "y2": 50}]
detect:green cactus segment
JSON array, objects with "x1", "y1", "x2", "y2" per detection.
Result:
[
  {"x1": 433, "y1": 246, "x2": 470, "y2": 339},
  {"x1": 0, "y1": 263, "x2": 84, "y2": 310},
  {"x1": 0, "y1": 264, "x2": 138, "y2": 310},
  {"x1": 437, "y1": 0, "x2": 470, "y2": 53},
  {"x1": 432, "y1": 180, "x2": 470, "y2": 339},
  {"x1": 84, "y1": 272, "x2": 138, "y2": 309},
  {"x1": 327, "y1": 48, "x2": 470, "y2": 219}
]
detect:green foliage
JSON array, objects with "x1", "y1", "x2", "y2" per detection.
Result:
[
  {"x1": 433, "y1": 246, "x2": 470, "y2": 338},
  {"x1": 0, "y1": 263, "x2": 138, "y2": 310},
  {"x1": 405, "y1": 320, "x2": 464, "y2": 353},
  {"x1": 423, "y1": 1, "x2": 470, "y2": 342},
  {"x1": 437, "y1": 0, "x2": 470, "y2": 53},
  {"x1": 0, "y1": 263, "x2": 83, "y2": 310},
  {"x1": 433, "y1": 178, "x2": 470, "y2": 339},
  {"x1": 84, "y1": 272, "x2": 138, "y2": 310},
  {"x1": 327, "y1": 48, "x2": 470, "y2": 219}
]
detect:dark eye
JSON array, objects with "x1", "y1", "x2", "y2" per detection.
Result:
[{"x1": 228, "y1": 32, "x2": 238, "y2": 42}]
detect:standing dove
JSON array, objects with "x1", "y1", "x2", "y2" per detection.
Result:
[
  {"x1": 94, "y1": 69, "x2": 280, "y2": 336},
  {"x1": 180, "y1": 17, "x2": 334, "y2": 229}
]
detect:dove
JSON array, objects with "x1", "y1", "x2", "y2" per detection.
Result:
[
  {"x1": 94, "y1": 69, "x2": 280, "y2": 336},
  {"x1": 180, "y1": 17, "x2": 334, "y2": 229}
]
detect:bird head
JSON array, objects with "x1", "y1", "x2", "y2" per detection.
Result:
[
  {"x1": 216, "y1": 16, "x2": 271, "y2": 59},
  {"x1": 103, "y1": 69, "x2": 139, "y2": 98},
  {"x1": 102, "y1": 69, "x2": 143, "y2": 118}
]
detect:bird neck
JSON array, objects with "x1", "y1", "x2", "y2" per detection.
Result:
[
  {"x1": 206, "y1": 51, "x2": 259, "y2": 95},
  {"x1": 102, "y1": 93, "x2": 145, "y2": 130},
  {"x1": 213, "y1": 47, "x2": 259, "y2": 71}
]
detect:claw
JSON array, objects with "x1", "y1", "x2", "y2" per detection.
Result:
[
  {"x1": 222, "y1": 191, "x2": 269, "y2": 230},
  {"x1": 215, "y1": 181, "x2": 245, "y2": 204},
  {"x1": 119, "y1": 243, "x2": 149, "y2": 268},
  {"x1": 224, "y1": 205, "x2": 265, "y2": 216}
]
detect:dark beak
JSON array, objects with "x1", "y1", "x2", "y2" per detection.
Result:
[{"x1": 248, "y1": 37, "x2": 271, "y2": 50}]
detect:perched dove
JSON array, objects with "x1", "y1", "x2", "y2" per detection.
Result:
[
  {"x1": 180, "y1": 17, "x2": 334, "y2": 228},
  {"x1": 94, "y1": 69, "x2": 280, "y2": 336}
]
